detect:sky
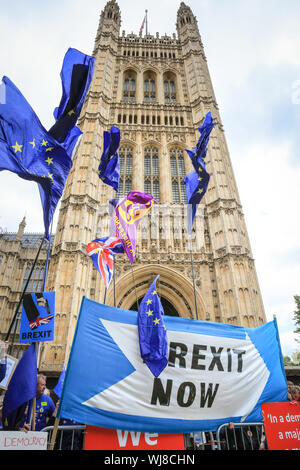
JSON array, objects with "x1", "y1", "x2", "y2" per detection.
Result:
[{"x1": 0, "y1": 0, "x2": 299, "y2": 357}]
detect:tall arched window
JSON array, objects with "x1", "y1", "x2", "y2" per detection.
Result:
[
  {"x1": 170, "y1": 148, "x2": 186, "y2": 203},
  {"x1": 144, "y1": 71, "x2": 156, "y2": 102},
  {"x1": 123, "y1": 70, "x2": 136, "y2": 102},
  {"x1": 144, "y1": 147, "x2": 160, "y2": 201},
  {"x1": 117, "y1": 146, "x2": 133, "y2": 197},
  {"x1": 163, "y1": 72, "x2": 177, "y2": 103}
]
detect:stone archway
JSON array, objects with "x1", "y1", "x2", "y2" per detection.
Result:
[{"x1": 106, "y1": 263, "x2": 206, "y2": 320}]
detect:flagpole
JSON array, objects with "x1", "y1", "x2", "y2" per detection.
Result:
[
  {"x1": 5, "y1": 236, "x2": 46, "y2": 347},
  {"x1": 131, "y1": 265, "x2": 139, "y2": 310},
  {"x1": 145, "y1": 10, "x2": 148, "y2": 35},
  {"x1": 189, "y1": 233, "x2": 199, "y2": 320},
  {"x1": 103, "y1": 287, "x2": 107, "y2": 305}
]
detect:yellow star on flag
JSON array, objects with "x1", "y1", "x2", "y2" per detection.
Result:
[
  {"x1": 198, "y1": 188, "x2": 203, "y2": 194},
  {"x1": 146, "y1": 299, "x2": 152, "y2": 306},
  {"x1": 46, "y1": 147, "x2": 54, "y2": 152},
  {"x1": 11, "y1": 141, "x2": 23, "y2": 153},
  {"x1": 29, "y1": 139, "x2": 35, "y2": 149},
  {"x1": 45, "y1": 157, "x2": 53, "y2": 166},
  {"x1": 152, "y1": 290, "x2": 157, "y2": 295},
  {"x1": 153, "y1": 318, "x2": 160, "y2": 325},
  {"x1": 68, "y1": 109, "x2": 75, "y2": 116},
  {"x1": 41, "y1": 139, "x2": 48, "y2": 147},
  {"x1": 146, "y1": 309, "x2": 153, "y2": 317}
]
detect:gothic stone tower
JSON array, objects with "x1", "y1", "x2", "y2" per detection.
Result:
[{"x1": 40, "y1": 1, "x2": 266, "y2": 375}]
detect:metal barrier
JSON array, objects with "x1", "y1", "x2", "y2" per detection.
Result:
[
  {"x1": 41, "y1": 425, "x2": 86, "y2": 450},
  {"x1": 41, "y1": 422, "x2": 266, "y2": 451},
  {"x1": 215, "y1": 422, "x2": 266, "y2": 450}
]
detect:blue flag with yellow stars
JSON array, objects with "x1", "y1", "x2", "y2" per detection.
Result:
[
  {"x1": 54, "y1": 367, "x2": 66, "y2": 398},
  {"x1": 48, "y1": 47, "x2": 95, "y2": 148},
  {"x1": 138, "y1": 275, "x2": 168, "y2": 377},
  {"x1": 184, "y1": 111, "x2": 216, "y2": 232},
  {"x1": 0, "y1": 77, "x2": 73, "y2": 239},
  {"x1": 98, "y1": 126, "x2": 120, "y2": 192}
]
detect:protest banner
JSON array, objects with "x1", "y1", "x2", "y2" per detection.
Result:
[
  {"x1": 0, "y1": 431, "x2": 48, "y2": 450},
  {"x1": 262, "y1": 402, "x2": 300, "y2": 450},
  {"x1": 19, "y1": 292, "x2": 55, "y2": 343},
  {"x1": 57, "y1": 298, "x2": 287, "y2": 433},
  {"x1": 84, "y1": 426, "x2": 185, "y2": 450}
]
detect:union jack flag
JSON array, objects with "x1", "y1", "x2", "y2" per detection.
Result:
[
  {"x1": 29, "y1": 314, "x2": 54, "y2": 330},
  {"x1": 86, "y1": 237, "x2": 124, "y2": 288}
]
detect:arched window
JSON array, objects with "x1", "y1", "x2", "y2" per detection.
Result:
[
  {"x1": 170, "y1": 148, "x2": 186, "y2": 203},
  {"x1": 117, "y1": 146, "x2": 133, "y2": 197},
  {"x1": 123, "y1": 70, "x2": 136, "y2": 102},
  {"x1": 163, "y1": 72, "x2": 177, "y2": 103},
  {"x1": 144, "y1": 147, "x2": 160, "y2": 201},
  {"x1": 144, "y1": 71, "x2": 156, "y2": 102}
]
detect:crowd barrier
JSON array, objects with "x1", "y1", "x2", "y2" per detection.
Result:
[{"x1": 42, "y1": 422, "x2": 266, "y2": 451}]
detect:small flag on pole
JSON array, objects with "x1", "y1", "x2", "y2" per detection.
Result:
[
  {"x1": 138, "y1": 275, "x2": 168, "y2": 377},
  {"x1": 86, "y1": 236, "x2": 124, "y2": 288},
  {"x1": 2, "y1": 343, "x2": 37, "y2": 430},
  {"x1": 139, "y1": 11, "x2": 147, "y2": 34},
  {"x1": 98, "y1": 126, "x2": 120, "y2": 192},
  {"x1": 184, "y1": 111, "x2": 216, "y2": 232},
  {"x1": 54, "y1": 367, "x2": 66, "y2": 398}
]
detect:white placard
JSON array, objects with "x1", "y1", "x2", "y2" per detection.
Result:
[{"x1": 0, "y1": 432, "x2": 48, "y2": 451}]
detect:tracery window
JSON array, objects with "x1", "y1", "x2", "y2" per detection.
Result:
[
  {"x1": 144, "y1": 147, "x2": 160, "y2": 201},
  {"x1": 123, "y1": 70, "x2": 136, "y2": 102},
  {"x1": 163, "y1": 72, "x2": 177, "y2": 103},
  {"x1": 170, "y1": 148, "x2": 186, "y2": 203},
  {"x1": 144, "y1": 71, "x2": 156, "y2": 102},
  {"x1": 117, "y1": 146, "x2": 133, "y2": 197}
]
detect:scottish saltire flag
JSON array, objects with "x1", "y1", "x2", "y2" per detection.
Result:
[
  {"x1": 138, "y1": 276, "x2": 168, "y2": 377},
  {"x1": 54, "y1": 367, "x2": 66, "y2": 398},
  {"x1": 2, "y1": 343, "x2": 37, "y2": 430},
  {"x1": 86, "y1": 236, "x2": 124, "y2": 288},
  {"x1": 98, "y1": 126, "x2": 120, "y2": 192},
  {"x1": 114, "y1": 191, "x2": 156, "y2": 264},
  {"x1": 57, "y1": 298, "x2": 287, "y2": 433},
  {"x1": 49, "y1": 47, "x2": 95, "y2": 148},
  {"x1": 184, "y1": 111, "x2": 215, "y2": 232}
]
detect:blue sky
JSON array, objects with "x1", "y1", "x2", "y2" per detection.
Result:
[{"x1": 0, "y1": 0, "x2": 299, "y2": 357}]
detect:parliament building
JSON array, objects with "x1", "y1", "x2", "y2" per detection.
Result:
[{"x1": 0, "y1": 1, "x2": 266, "y2": 379}]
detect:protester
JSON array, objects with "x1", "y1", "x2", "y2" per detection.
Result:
[{"x1": 34, "y1": 374, "x2": 57, "y2": 431}]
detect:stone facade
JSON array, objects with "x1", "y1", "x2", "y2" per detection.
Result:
[{"x1": 0, "y1": 1, "x2": 266, "y2": 376}]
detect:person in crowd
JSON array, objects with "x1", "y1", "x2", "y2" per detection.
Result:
[{"x1": 34, "y1": 374, "x2": 58, "y2": 431}]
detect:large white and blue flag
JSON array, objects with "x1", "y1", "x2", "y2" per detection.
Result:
[{"x1": 58, "y1": 297, "x2": 287, "y2": 433}]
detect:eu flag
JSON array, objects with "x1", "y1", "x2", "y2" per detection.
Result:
[
  {"x1": 2, "y1": 343, "x2": 37, "y2": 430},
  {"x1": 98, "y1": 126, "x2": 120, "y2": 192},
  {"x1": 49, "y1": 47, "x2": 95, "y2": 148},
  {"x1": 184, "y1": 112, "x2": 215, "y2": 232},
  {"x1": 0, "y1": 76, "x2": 74, "y2": 239},
  {"x1": 138, "y1": 275, "x2": 168, "y2": 377},
  {"x1": 54, "y1": 367, "x2": 66, "y2": 398}
]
